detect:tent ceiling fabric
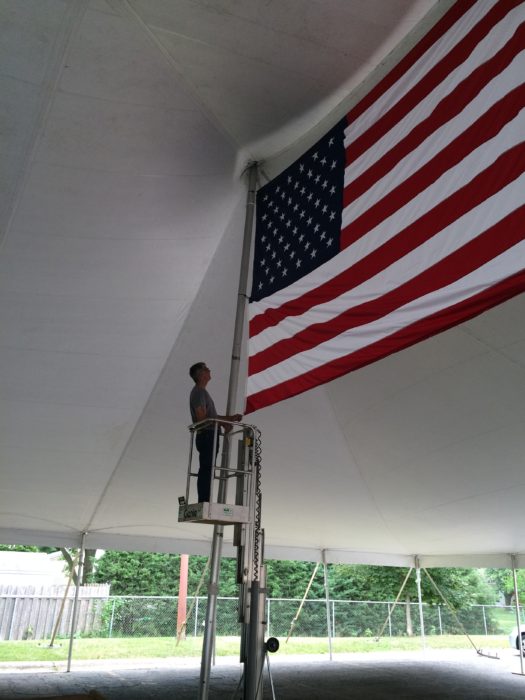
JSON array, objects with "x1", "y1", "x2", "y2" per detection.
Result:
[{"x1": 1, "y1": 0, "x2": 524, "y2": 569}]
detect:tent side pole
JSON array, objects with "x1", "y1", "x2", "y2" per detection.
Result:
[
  {"x1": 66, "y1": 533, "x2": 86, "y2": 673},
  {"x1": 199, "y1": 162, "x2": 258, "y2": 700},
  {"x1": 511, "y1": 554, "x2": 524, "y2": 676},
  {"x1": 322, "y1": 550, "x2": 333, "y2": 660},
  {"x1": 415, "y1": 556, "x2": 426, "y2": 649}
]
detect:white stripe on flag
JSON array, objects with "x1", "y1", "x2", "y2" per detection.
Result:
[
  {"x1": 342, "y1": 1, "x2": 499, "y2": 149},
  {"x1": 343, "y1": 2, "x2": 523, "y2": 182},
  {"x1": 247, "y1": 241, "x2": 525, "y2": 397},
  {"x1": 343, "y1": 52, "x2": 525, "y2": 224},
  {"x1": 341, "y1": 103, "x2": 525, "y2": 231},
  {"x1": 249, "y1": 107, "x2": 525, "y2": 325},
  {"x1": 249, "y1": 171, "x2": 525, "y2": 356}
]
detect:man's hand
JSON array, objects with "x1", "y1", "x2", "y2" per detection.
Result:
[{"x1": 222, "y1": 414, "x2": 242, "y2": 433}]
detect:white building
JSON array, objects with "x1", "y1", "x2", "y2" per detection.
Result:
[{"x1": 0, "y1": 551, "x2": 68, "y2": 588}]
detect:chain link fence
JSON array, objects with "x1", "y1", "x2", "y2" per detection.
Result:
[
  {"x1": 101, "y1": 596, "x2": 241, "y2": 639},
  {"x1": 32, "y1": 597, "x2": 525, "y2": 640},
  {"x1": 0, "y1": 591, "x2": 521, "y2": 641}
]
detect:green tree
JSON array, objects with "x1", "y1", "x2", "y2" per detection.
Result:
[
  {"x1": 4, "y1": 545, "x2": 497, "y2": 613},
  {"x1": 92, "y1": 551, "x2": 239, "y2": 596},
  {"x1": 265, "y1": 560, "x2": 325, "y2": 598},
  {"x1": 0, "y1": 544, "x2": 55, "y2": 553},
  {"x1": 486, "y1": 568, "x2": 525, "y2": 605},
  {"x1": 93, "y1": 551, "x2": 497, "y2": 610},
  {"x1": 283, "y1": 563, "x2": 496, "y2": 607}
]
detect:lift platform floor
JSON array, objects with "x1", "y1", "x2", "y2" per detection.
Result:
[{"x1": 178, "y1": 501, "x2": 250, "y2": 525}]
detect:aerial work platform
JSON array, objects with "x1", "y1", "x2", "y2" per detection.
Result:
[
  {"x1": 178, "y1": 418, "x2": 257, "y2": 526},
  {"x1": 178, "y1": 417, "x2": 276, "y2": 699}
]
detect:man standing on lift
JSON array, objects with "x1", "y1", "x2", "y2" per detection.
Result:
[{"x1": 189, "y1": 362, "x2": 242, "y2": 502}]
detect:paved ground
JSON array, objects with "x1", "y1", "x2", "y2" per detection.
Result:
[{"x1": 1, "y1": 649, "x2": 525, "y2": 699}]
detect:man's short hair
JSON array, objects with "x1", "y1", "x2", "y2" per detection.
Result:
[{"x1": 189, "y1": 362, "x2": 206, "y2": 381}]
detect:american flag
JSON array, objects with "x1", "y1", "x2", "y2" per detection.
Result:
[{"x1": 246, "y1": 0, "x2": 525, "y2": 414}]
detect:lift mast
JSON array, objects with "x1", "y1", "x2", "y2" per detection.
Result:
[{"x1": 179, "y1": 418, "x2": 272, "y2": 699}]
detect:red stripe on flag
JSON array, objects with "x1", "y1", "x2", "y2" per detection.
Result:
[
  {"x1": 246, "y1": 268, "x2": 525, "y2": 414},
  {"x1": 343, "y1": 21, "x2": 525, "y2": 209},
  {"x1": 344, "y1": 0, "x2": 478, "y2": 128},
  {"x1": 249, "y1": 140, "x2": 525, "y2": 340},
  {"x1": 345, "y1": 0, "x2": 522, "y2": 166},
  {"x1": 249, "y1": 203, "x2": 525, "y2": 375},
  {"x1": 341, "y1": 84, "x2": 525, "y2": 248}
]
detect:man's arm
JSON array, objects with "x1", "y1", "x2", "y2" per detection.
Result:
[
  {"x1": 194, "y1": 405, "x2": 207, "y2": 422},
  {"x1": 192, "y1": 397, "x2": 241, "y2": 426}
]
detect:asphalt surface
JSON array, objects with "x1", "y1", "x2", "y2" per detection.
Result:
[{"x1": 1, "y1": 649, "x2": 525, "y2": 699}]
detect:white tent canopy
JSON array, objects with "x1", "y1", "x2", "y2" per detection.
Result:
[{"x1": 1, "y1": 0, "x2": 524, "y2": 570}]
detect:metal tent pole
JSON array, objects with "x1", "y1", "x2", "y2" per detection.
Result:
[
  {"x1": 415, "y1": 557, "x2": 426, "y2": 649},
  {"x1": 511, "y1": 554, "x2": 525, "y2": 676},
  {"x1": 66, "y1": 533, "x2": 86, "y2": 672},
  {"x1": 322, "y1": 551, "x2": 333, "y2": 660},
  {"x1": 199, "y1": 163, "x2": 258, "y2": 700}
]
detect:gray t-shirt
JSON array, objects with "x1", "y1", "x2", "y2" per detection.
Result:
[{"x1": 189, "y1": 386, "x2": 217, "y2": 429}]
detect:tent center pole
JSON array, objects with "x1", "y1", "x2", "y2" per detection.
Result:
[{"x1": 199, "y1": 162, "x2": 258, "y2": 700}]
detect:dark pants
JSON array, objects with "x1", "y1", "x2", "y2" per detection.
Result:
[{"x1": 195, "y1": 430, "x2": 219, "y2": 502}]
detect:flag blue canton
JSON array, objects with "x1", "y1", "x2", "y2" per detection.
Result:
[{"x1": 250, "y1": 119, "x2": 346, "y2": 302}]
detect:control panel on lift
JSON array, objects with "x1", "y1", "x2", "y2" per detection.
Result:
[{"x1": 178, "y1": 419, "x2": 257, "y2": 526}]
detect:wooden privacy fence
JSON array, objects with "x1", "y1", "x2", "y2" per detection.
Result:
[{"x1": 0, "y1": 584, "x2": 110, "y2": 641}]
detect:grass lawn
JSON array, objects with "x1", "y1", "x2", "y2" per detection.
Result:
[
  {"x1": 0, "y1": 635, "x2": 511, "y2": 663},
  {"x1": 490, "y1": 606, "x2": 521, "y2": 633}
]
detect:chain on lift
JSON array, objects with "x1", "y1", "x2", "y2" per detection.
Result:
[{"x1": 252, "y1": 427, "x2": 263, "y2": 581}]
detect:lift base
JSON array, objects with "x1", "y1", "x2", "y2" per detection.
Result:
[{"x1": 178, "y1": 501, "x2": 250, "y2": 525}]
